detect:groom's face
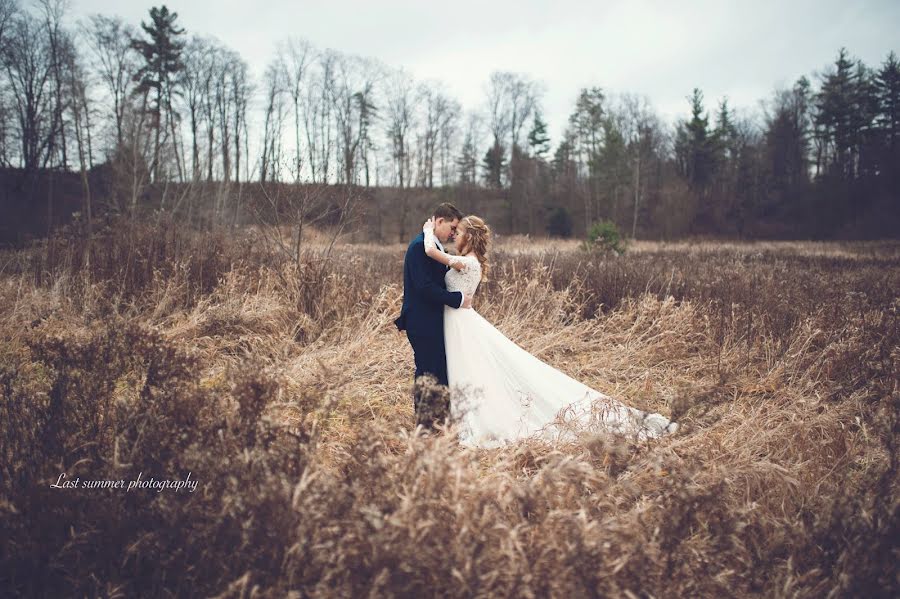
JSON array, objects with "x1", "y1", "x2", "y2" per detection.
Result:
[{"x1": 434, "y1": 217, "x2": 460, "y2": 244}]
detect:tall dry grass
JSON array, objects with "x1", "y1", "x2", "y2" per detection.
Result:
[{"x1": 0, "y1": 215, "x2": 897, "y2": 597}]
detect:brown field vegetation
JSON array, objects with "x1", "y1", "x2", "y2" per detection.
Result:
[{"x1": 0, "y1": 216, "x2": 897, "y2": 597}]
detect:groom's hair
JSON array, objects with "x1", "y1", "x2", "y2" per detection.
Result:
[{"x1": 432, "y1": 202, "x2": 463, "y2": 222}]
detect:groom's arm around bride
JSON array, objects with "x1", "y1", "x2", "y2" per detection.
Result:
[{"x1": 393, "y1": 230, "x2": 465, "y2": 337}]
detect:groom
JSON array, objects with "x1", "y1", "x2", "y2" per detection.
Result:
[{"x1": 395, "y1": 202, "x2": 472, "y2": 428}]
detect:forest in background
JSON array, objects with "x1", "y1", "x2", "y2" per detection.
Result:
[{"x1": 0, "y1": 1, "x2": 898, "y2": 246}]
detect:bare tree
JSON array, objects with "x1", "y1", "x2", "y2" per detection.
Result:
[
  {"x1": 0, "y1": 0, "x2": 17, "y2": 166},
  {"x1": 331, "y1": 53, "x2": 379, "y2": 186},
  {"x1": 278, "y1": 36, "x2": 313, "y2": 181},
  {"x1": 215, "y1": 51, "x2": 232, "y2": 184},
  {"x1": 3, "y1": 10, "x2": 55, "y2": 172},
  {"x1": 383, "y1": 67, "x2": 417, "y2": 239},
  {"x1": 201, "y1": 46, "x2": 218, "y2": 182},
  {"x1": 618, "y1": 93, "x2": 665, "y2": 238},
  {"x1": 485, "y1": 72, "x2": 510, "y2": 155},
  {"x1": 357, "y1": 58, "x2": 382, "y2": 187},
  {"x1": 180, "y1": 35, "x2": 212, "y2": 183},
  {"x1": 116, "y1": 82, "x2": 153, "y2": 219},
  {"x1": 294, "y1": 49, "x2": 338, "y2": 184},
  {"x1": 385, "y1": 67, "x2": 415, "y2": 188},
  {"x1": 437, "y1": 93, "x2": 461, "y2": 187},
  {"x1": 229, "y1": 55, "x2": 251, "y2": 226},
  {"x1": 0, "y1": 85, "x2": 12, "y2": 167},
  {"x1": 250, "y1": 177, "x2": 321, "y2": 268},
  {"x1": 416, "y1": 80, "x2": 455, "y2": 188},
  {"x1": 250, "y1": 173, "x2": 361, "y2": 277},
  {"x1": 208, "y1": 48, "x2": 236, "y2": 222},
  {"x1": 0, "y1": 0, "x2": 15, "y2": 49},
  {"x1": 229, "y1": 54, "x2": 251, "y2": 184},
  {"x1": 331, "y1": 52, "x2": 361, "y2": 185},
  {"x1": 36, "y1": 0, "x2": 70, "y2": 171},
  {"x1": 260, "y1": 57, "x2": 285, "y2": 183},
  {"x1": 506, "y1": 73, "x2": 539, "y2": 157},
  {"x1": 313, "y1": 49, "x2": 336, "y2": 183},
  {"x1": 483, "y1": 71, "x2": 541, "y2": 229},
  {"x1": 65, "y1": 33, "x2": 93, "y2": 242},
  {"x1": 84, "y1": 14, "x2": 137, "y2": 152},
  {"x1": 300, "y1": 55, "x2": 321, "y2": 182}
]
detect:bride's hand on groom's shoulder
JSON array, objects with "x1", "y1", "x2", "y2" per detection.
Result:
[{"x1": 423, "y1": 217, "x2": 434, "y2": 233}]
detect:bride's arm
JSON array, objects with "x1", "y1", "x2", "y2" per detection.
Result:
[{"x1": 423, "y1": 219, "x2": 465, "y2": 271}]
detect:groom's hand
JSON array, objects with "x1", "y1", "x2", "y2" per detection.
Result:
[{"x1": 462, "y1": 295, "x2": 473, "y2": 309}]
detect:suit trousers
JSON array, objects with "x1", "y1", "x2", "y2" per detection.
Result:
[{"x1": 406, "y1": 330, "x2": 449, "y2": 427}]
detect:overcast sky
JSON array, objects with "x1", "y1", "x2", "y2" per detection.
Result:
[{"x1": 68, "y1": 0, "x2": 900, "y2": 143}]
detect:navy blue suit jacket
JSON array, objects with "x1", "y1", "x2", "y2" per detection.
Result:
[{"x1": 394, "y1": 232, "x2": 463, "y2": 337}]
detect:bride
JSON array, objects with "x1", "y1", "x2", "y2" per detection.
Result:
[{"x1": 422, "y1": 215, "x2": 678, "y2": 448}]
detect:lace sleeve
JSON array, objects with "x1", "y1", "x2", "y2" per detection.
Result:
[
  {"x1": 447, "y1": 255, "x2": 468, "y2": 271},
  {"x1": 424, "y1": 227, "x2": 438, "y2": 253},
  {"x1": 450, "y1": 255, "x2": 468, "y2": 271},
  {"x1": 423, "y1": 228, "x2": 467, "y2": 271}
]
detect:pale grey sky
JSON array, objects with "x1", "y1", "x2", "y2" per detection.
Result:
[{"x1": 69, "y1": 0, "x2": 899, "y2": 144}]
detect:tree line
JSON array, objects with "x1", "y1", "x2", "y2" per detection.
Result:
[{"x1": 0, "y1": 1, "x2": 897, "y2": 239}]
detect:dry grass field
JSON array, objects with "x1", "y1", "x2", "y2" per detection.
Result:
[{"x1": 0, "y1": 216, "x2": 897, "y2": 597}]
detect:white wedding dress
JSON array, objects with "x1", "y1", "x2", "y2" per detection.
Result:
[{"x1": 425, "y1": 231, "x2": 678, "y2": 449}]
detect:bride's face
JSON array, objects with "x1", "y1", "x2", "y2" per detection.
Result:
[{"x1": 455, "y1": 224, "x2": 468, "y2": 252}]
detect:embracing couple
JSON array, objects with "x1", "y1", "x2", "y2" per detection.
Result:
[{"x1": 394, "y1": 203, "x2": 678, "y2": 449}]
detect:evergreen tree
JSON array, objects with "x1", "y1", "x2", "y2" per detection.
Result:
[
  {"x1": 354, "y1": 89, "x2": 378, "y2": 187},
  {"x1": 711, "y1": 98, "x2": 743, "y2": 228},
  {"x1": 713, "y1": 97, "x2": 738, "y2": 163},
  {"x1": 527, "y1": 110, "x2": 551, "y2": 158},
  {"x1": 569, "y1": 88, "x2": 605, "y2": 156},
  {"x1": 549, "y1": 129, "x2": 580, "y2": 234},
  {"x1": 594, "y1": 116, "x2": 629, "y2": 222},
  {"x1": 131, "y1": 5, "x2": 186, "y2": 182},
  {"x1": 481, "y1": 137, "x2": 506, "y2": 189},
  {"x1": 875, "y1": 51, "x2": 900, "y2": 183},
  {"x1": 815, "y1": 48, "x2": 858, "y2": 180},
  {"x1": 456, "y1": 128, "x2": 479, "y2": 186},
  {"x1": 675, "y1": 88, "x2": 717, "y2": 192},
  {"x1": 765, "y1": 77, "x2": 812, "y2": 199},
  {"x1": 854, "y1": 60, "x2": 881, "y2": 179},
  {"x1": 732, "y1": 137, "x2": 758, "y2": 236},
  {"x1": 551, "y1": 131, "x2": 577, "y2": 181},
  {"x1": 672, "y1": 89, "x2": 722, "y2": 231},
  {"x1": 568, "y1": 87, "x2": 605, "y2": 229}
]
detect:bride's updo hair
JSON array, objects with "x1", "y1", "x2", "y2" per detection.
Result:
[{"x1": 460, "y1": 215, "x2": 491, "y2": 282}]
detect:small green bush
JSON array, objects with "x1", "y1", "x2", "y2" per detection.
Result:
[{"x1": 584, "y1": 220, "x2": 627, "y2": 255}]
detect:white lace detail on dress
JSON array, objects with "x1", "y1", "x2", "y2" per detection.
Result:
[
  {"x1": 422, "y1": 229, "x2": 481, "y2": 297},
  {"x1": 445, "y1": 257, "x2": 481, "y2": 297}
]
